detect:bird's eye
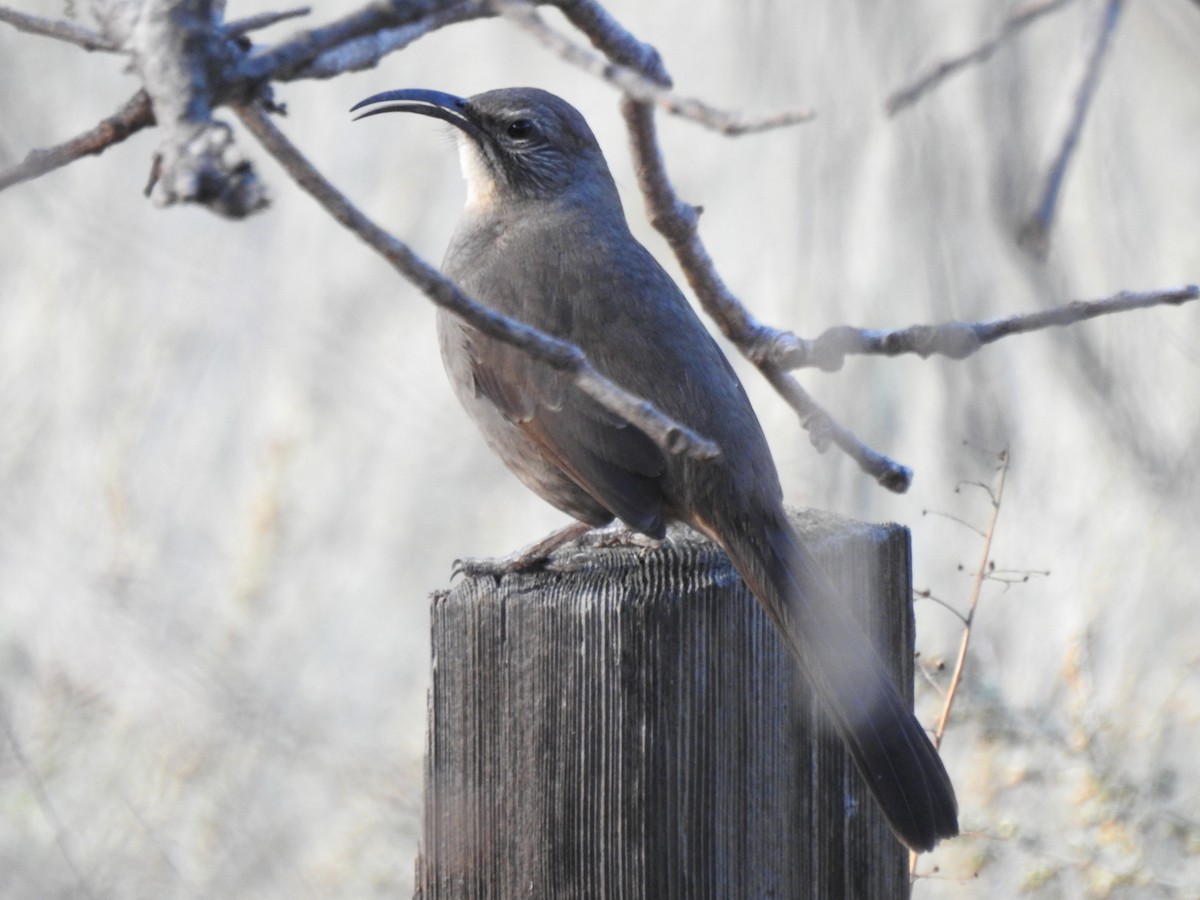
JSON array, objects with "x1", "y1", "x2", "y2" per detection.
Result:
[{"x1": 506, "y1": 118, "x2": 535, "y2": 140}]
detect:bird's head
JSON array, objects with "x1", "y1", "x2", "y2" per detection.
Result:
[{"x1": 352, "y1": 87, "x2": 619, "y2": 213}]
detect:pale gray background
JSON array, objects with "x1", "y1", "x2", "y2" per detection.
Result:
[{"x1": 1, "y1": 0, "x2": 1198, "y2": 897}]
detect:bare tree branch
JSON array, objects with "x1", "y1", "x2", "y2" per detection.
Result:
[
  {"x1": 274, "y1": 1, "x2": 486, "y2": 81},
  {"x1": 130, "y1": 0, "x2": 268, "y2": 217},
  {"x1": 234, "y1": 102, "x2": 722, "y2": 464},
  {"x1": 0, "y1": 4, "x2": 119, "y2": 52},
  {"x1": 3, "y1": 0, "x2": 1186, "y2": 497},
  {"x1": 1018, "y1": 0, "x2": 1123, "y2": 258},
  {"x1": 0, "y1": 90, "x2": 154, "y2": 191},
  {"x1": 549, "y1": 0, "x2": 671, "y2": 85},
  {"x1": 502, "y1": 0, "x2": 814, "y2": 135},
  {"x1": 225, "y1": 6, "x2": 312, "y2": 37},
  {"x1": 885, "y1": 0, "x2": 1081, "y2": 116},
  {"x1": 789, "y1": 285, "x2": 1200, "y2": 369},
  {"x1": 762, "y1": 366, "x2": 914, "y2": 493},
  {"x1": 241, "y1": 0, "x2": 477, "y2": 82},
  {"x1": 0, "y1": 1, "x2": 480, "y2": 199},
  {"x1": 620, "y1": 97, "x2": 914, "y2": 491},
  {"x1": 945, "y1": 284, "x2": 1198, "y2": 345},
  {"x1": 619, "y1": 98, "x2": 771, "y2": 347}
]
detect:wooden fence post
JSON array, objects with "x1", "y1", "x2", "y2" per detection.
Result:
[{"x1": 415, "y1": 510, "x2": 914, "y2": 899}]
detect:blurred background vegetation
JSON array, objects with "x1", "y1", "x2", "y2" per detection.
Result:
[{"x1": 1, "y1": 0, "x2": 1199, "y2": 896}]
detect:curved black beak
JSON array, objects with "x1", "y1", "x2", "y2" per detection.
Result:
[{"x1": 350, "y1": 89, "x2": 488, "y2": 144}]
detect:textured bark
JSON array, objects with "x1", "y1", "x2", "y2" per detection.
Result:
[{"x1": 416, "y1": 510, "x2": 914, "y2": 899}]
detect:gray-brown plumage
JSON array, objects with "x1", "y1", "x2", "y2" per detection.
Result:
[{"x1": 352, "y1": 86, "x2": 958, "y2": 852}]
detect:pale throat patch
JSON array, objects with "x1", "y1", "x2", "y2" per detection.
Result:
[{"x1": 457, "y1": 139, "x2": 498, "y2": 211}]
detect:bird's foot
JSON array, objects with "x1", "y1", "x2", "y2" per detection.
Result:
[
  {"x1": 452, "y1": 520, "x2": 594, "y2": 579},
  {"x1": 451, "y1": 554, "x2": 523, "y2": 579},
  {"x1": 452, "y1": 521, "x2": 670, "y2": 579},
  {"x1": 575, "y1": 523, "x2": 666, "y2": 552}
]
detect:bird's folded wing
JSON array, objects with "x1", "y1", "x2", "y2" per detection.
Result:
[{"x1": 464, "y1": 328, "x2": 668, "y2": 537}]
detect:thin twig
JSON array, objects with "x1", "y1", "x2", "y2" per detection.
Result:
[
  {"x1": 793, "y1": 285, "x2": 1198, "y2": 369},
  {"x1": 225, "y1": 6, "x2": 312, "y2": 37},
  {"x1": 932, "y1": 449, "x2": 1010, "y2": 749},
  {"x1": 915, "y1": 590, "x2": 970, "y2": 627},
  {"x1": 620, "y1": 97, "x2": 913, "y2": 491},
  {"x1": 916, "y1": 657, "x2": 950, "y2": 695},
  {"x1": 988, "y1": 568, "x2": 1050, "y2": 587},
  {"x1": 910, "y1": 449, "x2": 1010, "y2": 875},
  {"x1": 973, "y1": 284, "x2": 1197, "y2": 343},
  {"x1": 242, "y1": 0, "x2": 479, "y2": 82},
  {"x1": 0, "y1": 4, "x2": 119, "y2": 51},
  {"x1": 886, "y1": 0, "x2": 1081, "y2": 116},
  {"x1": 958, "y1": 478, "x2": 999, "y2": 505},
  {"x1": 240, "y1": 2, "x2": 412, "y2": 80},
  {"x1": 0, "y1": 90, "x2": 155, "y2": 192},
  {"x1": 234, "y1": 102, "x2": 721, "y2": 464},
  {"x1": 922, "y1": 509, "x2": 988, "y2": 539},
  {"x1": 1018, "y1": 0, "x2": 1124, "y2": 258},
  {"x1": 279, "y1": 1, "x2": 485, "y2": 81},
  {"x1": 988, "y1": 567, "x2": 1050, "y2": 580},
  {"x1": 503, "y1": 0, "x2": 815, "y2": 135}
]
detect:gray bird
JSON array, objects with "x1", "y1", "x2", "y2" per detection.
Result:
[{"x1": 352, "y1": 86, "x2": 958, "y2": 852}]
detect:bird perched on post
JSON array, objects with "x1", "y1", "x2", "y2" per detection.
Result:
[{"x1": 352, "y1": 86, "x2": 958, "y2": 852}]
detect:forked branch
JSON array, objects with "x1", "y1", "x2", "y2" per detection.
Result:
[
  {"x1": 1, "y1": 0, "x2": 1191, "y2": 488},
  {"x1": 621, "y1": 96, "x2": 916, "y2": 491}
]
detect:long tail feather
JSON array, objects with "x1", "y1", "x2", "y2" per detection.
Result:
[{"x1": 717, "y1": 513, "x2": 958, "y2": 852}]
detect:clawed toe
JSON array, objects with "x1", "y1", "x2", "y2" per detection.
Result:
[
  {"x1": 451, "y1": 552, "x2": 548, "y2": 580},
  {"x1": 451, "y1": 521, "x2": 670, "y2": 581}
]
